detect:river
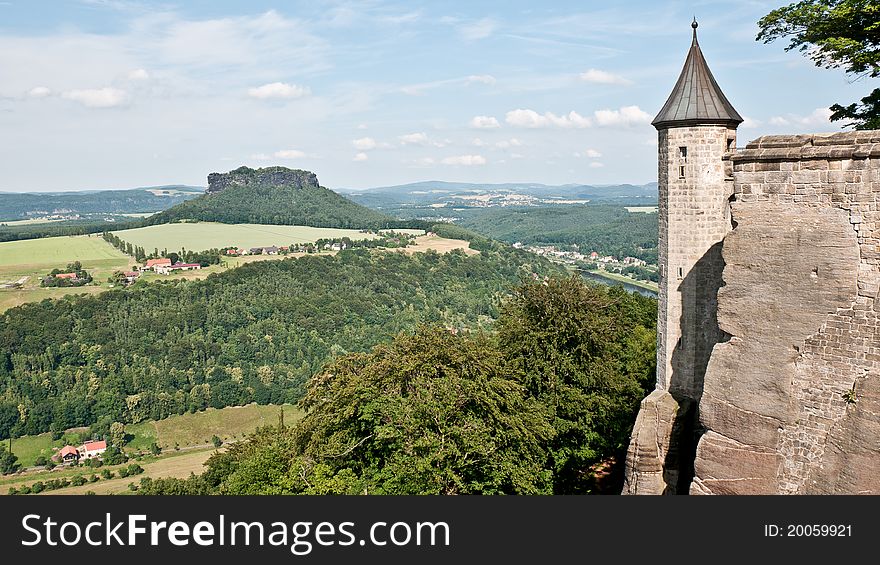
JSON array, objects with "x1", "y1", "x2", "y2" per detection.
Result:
[{"x1": 577, "y1": 269, "x2": 658, "y2": 298}]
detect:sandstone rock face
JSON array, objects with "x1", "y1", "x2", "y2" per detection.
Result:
[
  {"x1": 207, "y1": 166, "x2": 319, "y2": 194},
  {"x1": 626, "y1": 131, "x2": 880, "y2": 495},
  {"x1": 693, "y1": 202, "x2": 860, "y2": 494},
  {"x1": 622, "y1": 390, "x2": 686, "y2": 495}
]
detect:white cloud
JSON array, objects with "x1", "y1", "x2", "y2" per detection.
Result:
[
  {"x1": 495, "y1": 138, "x2": 523, "y2": 149},
  {"x1": 353, "y1": 152, "x2": 368, "y2": 162},
  {"x1": 352, "y1": 137, "x2": 378, "y2": 150},
  {"x1": 471, "y1": 138, "x2": 487, "y2": 147},
  {"x1": 579, "y1": 69, "x2": 631, "y2": 85},
  {"x1": 399, "y1": 132, "x2": 429, "y2": 145},
  {"x1": 470, "y1": 115, "x2": 500, "y2": 129},
  {"x1": 589, "y1": 162, "x2": 605, "y2": 168},
  {"x1": 356, "y1": 123, "x2": 368, "y2": 129},
  {"x1": 769, "y1": 108, "x2": 834, "y2": 128},
  {"x1": 593, "y1": 105, "x2": 651, "y2": 127},
  {"x1": 460, "y1": 18, "x2": 496, "y2": 40},
  {"x1": 510, "y1": 153, "x2": 524, "y2": 160},
  {"x1": 769, "y1": 116, "x2": 790, "y2": 126},
  {"x1": 274, "y1": 149, "x2": 306, "y2": 159},
  {"x1": 583, "y1": 148, "x2": 602, "y2": 158},
  {"x1": 441, "y1": 154, "x2": 486, "y2": 166},
  {"x1": 128, "y1": 68, "x2": 150, "y2": 80},
  {"x1": 505, "y1": 108, "x2": 593, "y2": 128},
  {"x1": 398, "y1": 132, "x2": 448, "y2": 147},
  {"x1": 27, "y1": 86, "x2": 51, "y2": 98},
  {"x1": 62, "y1": 87, "x2": 127, "y2": 108},
  {"x1": 250, "y1": 153, "x2": 271, "y2": 161},
  {"x1": 466, "y1": 74, "x2": 496, "y2": 86},
  {"x1": 741, "y1": 116, "x2": 762, "y2": 128},
  {"x1": 247, "y1": 82, "x2": 310, "y2": 99}
]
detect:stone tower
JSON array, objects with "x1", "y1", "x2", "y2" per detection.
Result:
[{"x1": 623, "y1": 20, "x2": 743, "y2": 494}]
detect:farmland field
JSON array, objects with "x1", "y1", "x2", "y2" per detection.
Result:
[
  {"x1": 0, "y1": 234, "x2": 131, "y2": 311},
  {"x1": 110, "y1": 222, "x2": 416, "y2": 251},
  {"x1": 125, "y1": 403, "x2": 301, "y2": 451},
  {"x1": 0, "y1": 234, "x2": 127, "y2": 269}
]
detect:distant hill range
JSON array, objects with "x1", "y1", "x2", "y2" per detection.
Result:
[
  {"x1": 148, "y1": 166, "x2": 393, "y2": 229},
  {"x1": 339, "y1": 180, "x2": 658, "y2": 209},
  {"x1": 0, "y1": 185, "x2": 203, "y2": 221}
]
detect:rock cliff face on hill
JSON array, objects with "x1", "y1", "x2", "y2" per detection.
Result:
[
  {"x1": 206, "y1": 166, "x2": 320, "y2": 194},
  {"x1": 149, "y1": 166, "x2": 392, "y2": 229},
  {"x1": 624, "y1": 131, "x2": 880, "y2": 495}
]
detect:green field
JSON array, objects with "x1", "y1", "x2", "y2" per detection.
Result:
[
  {"x1": 126, "y1": 403, "x2": 301, "y2": 451},
  {"x1": 0, "y1": 234, "x2": 130, "y2": 311},
  {"x1": 110, "y1": 222, "x2": 393, "y2": 251},
  {"x1": 5, "y1": 403, "x2": 300, "y2": 468},
  {"x1": 0, "y1": 234, "x2": 128, "y2": 269}
]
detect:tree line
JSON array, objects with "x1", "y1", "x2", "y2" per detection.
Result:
[
  {"x1": 137, "y1": 276, "x2": 657, "y2": 495},
  {"x1": 0, "y1": 241, "x2": 560, "y2": 441}
]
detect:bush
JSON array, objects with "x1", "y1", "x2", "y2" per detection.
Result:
[
  {"x1": 30, "y1": 481, "x2": 44, "y2": 493},
  {"x1": 118, "y1": 467, "x2": 130, "y2": 478},
  {"x1": 100, "y1": 469, "x2": 112, "y2": 480},
  {"x1": 127, "y1": 463, "x2": 144, "y2": 476},
  {"x1": 34, "y1": 456, "x2": 48, "y2": 467},
  {"x1": 8, "y1": 487, "x2": 17, "y2": 495},
  {"x1": 211, "y1": 435, "x2": 223, "y2": 448},
  {"x1": 71, "y1": 475, "x2": 87, "y2": 486},
  {"x1": 88, "y1": 474, "x2": 99, "y2": 483},
  {"x1": 19, "y1": 485, "x2": 31, "y2": 495},
  {"x1": 149, "y1": 442, "x2": 162, "y2": 456}
]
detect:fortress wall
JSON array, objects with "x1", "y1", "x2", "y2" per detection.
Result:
[{"x1": 691, "y1": 131, "x2": 880, "y2": 494}]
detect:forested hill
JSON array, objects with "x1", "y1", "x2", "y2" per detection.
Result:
[
  {"x1": 0, "y1": 242, "x2": 561, "y2": 439},
  {"x1": 0, "y1": 186, "x2": 202, "y2": 221},
  {"x1": 148, "y1": 166, "x2": 394, "y2": 229}
]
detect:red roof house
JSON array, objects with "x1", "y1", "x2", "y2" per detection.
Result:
[
  {"x1": 58, "y1": 445, "x2": 79, "y2": 463},
  {"x1": 55, "y1": 272, "x2": 78, "y2": 279},
  {"x1": 146, "y1": 258, "x2": 172, "y2": 268},
  {"x1": 78, "y1": 440, "x2": 107, "y2": 459}
]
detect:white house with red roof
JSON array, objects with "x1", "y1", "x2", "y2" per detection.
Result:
[
  {"x1": 145, "y1": 258, "x2": 172, "y2": 270},
  {"x1": 78, "y1": 440, "x2": 107, "y2": 460}
]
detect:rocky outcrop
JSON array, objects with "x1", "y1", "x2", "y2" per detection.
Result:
[
  {"x1": 207, "y1": 166, "x2": 320, "y2": 194},
  {"x1": 692, "y1": 202, "x2": 860, "y2": 494},
  {"x1": 626, "y1": 131, "x2": 880, "y2": 495}
]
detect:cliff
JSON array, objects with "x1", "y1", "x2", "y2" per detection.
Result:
[
  {"x1": 149, "y1": 166, "x2": 392, "y2": 229},
  {"x1": 625, "y1": 131, "x2": 880, "y2": 495}
]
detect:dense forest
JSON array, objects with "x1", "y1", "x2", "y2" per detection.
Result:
[
  {"x1": 459, "y1": 205, "x2": 658, "y2": 264},
  {"x1": 137, "y1": 277, "x2": 657, "y2": 495},
  {"x1": 0, "y1": 242, "x2": 560, "y2": 440},
  {"x1": 148, "y1": 167, "x2": 397, "y2": 229}
]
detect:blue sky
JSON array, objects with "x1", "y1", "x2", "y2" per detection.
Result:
[{"x1": 0, "y1": 1, "x2": 871, "y2": 191}]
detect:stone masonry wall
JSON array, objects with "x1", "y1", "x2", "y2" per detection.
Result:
[
  {"x1": 622, "y1": 125, "x2": 735, "y2": 494},
  {"x1": 691, "y1": 131, "x2": 880, "y2": 494}
]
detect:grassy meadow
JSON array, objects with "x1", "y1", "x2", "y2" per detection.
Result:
[
  {"x1": 110, "y1": 222, "x2": 390, "y2": 251},
  {"x1": 0, "y1": 234, "x2": 131, "y2": 311}
]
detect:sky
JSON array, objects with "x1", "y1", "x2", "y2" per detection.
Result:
[{"x1": 0, "y1": 1, "x2": 872, "y2": 192}]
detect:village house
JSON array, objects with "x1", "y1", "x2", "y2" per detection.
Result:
[
  {"x1": 155, "y1": 262, "x2": 202, "y2": 275},
  {"x1": 124, "y1": 271, "x2": 140, "y2": 283},
  {"x1": 54, "y1": 272, "x2": 78, "y2": 280},
  {"x1": 78, "y1": 440, "x2": 107, "y2": 460},
  {"x1": 145, "y1": 257, "x2": 172, "y2": 270},
  {"x1": 248, "y1": 246, "x2": 279, "y2": 255},
  {"x1": 58, "y1": 445, "x2": 79, "y2": 464}
]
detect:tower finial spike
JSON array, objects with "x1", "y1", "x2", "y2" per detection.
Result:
[{"x1": 691, "y1": 16, "x2": 698, "y2": 43}]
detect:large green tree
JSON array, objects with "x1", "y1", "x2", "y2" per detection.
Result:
[
  {"x1": 757, "y1": 1, "x2": 880, "y2": 129},
  {"x1": 497, "y1": 277, "x2": 656, "y2": 494}
]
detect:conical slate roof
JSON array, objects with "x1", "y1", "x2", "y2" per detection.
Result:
[{"x1": 652, "y1": 20, "x2": 743, "y2": 129}]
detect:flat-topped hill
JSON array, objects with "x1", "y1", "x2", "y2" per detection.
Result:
[{"x1": 149, "y1": 166, "x2": 393, "y2": 229}]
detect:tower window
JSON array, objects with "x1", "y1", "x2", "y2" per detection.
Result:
[
  {"x1": 726, "y1": 138, "x2": 734, "y2": 152},
  {"x1": 679, "y1": 165, "x2": 686, "y2": 178},
  {"x1": 678, "y1": 146, "x2": 687, "y2": 159},
  {"x1": 677, "y1": 267, "x2": 683, "y2": 279}
]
